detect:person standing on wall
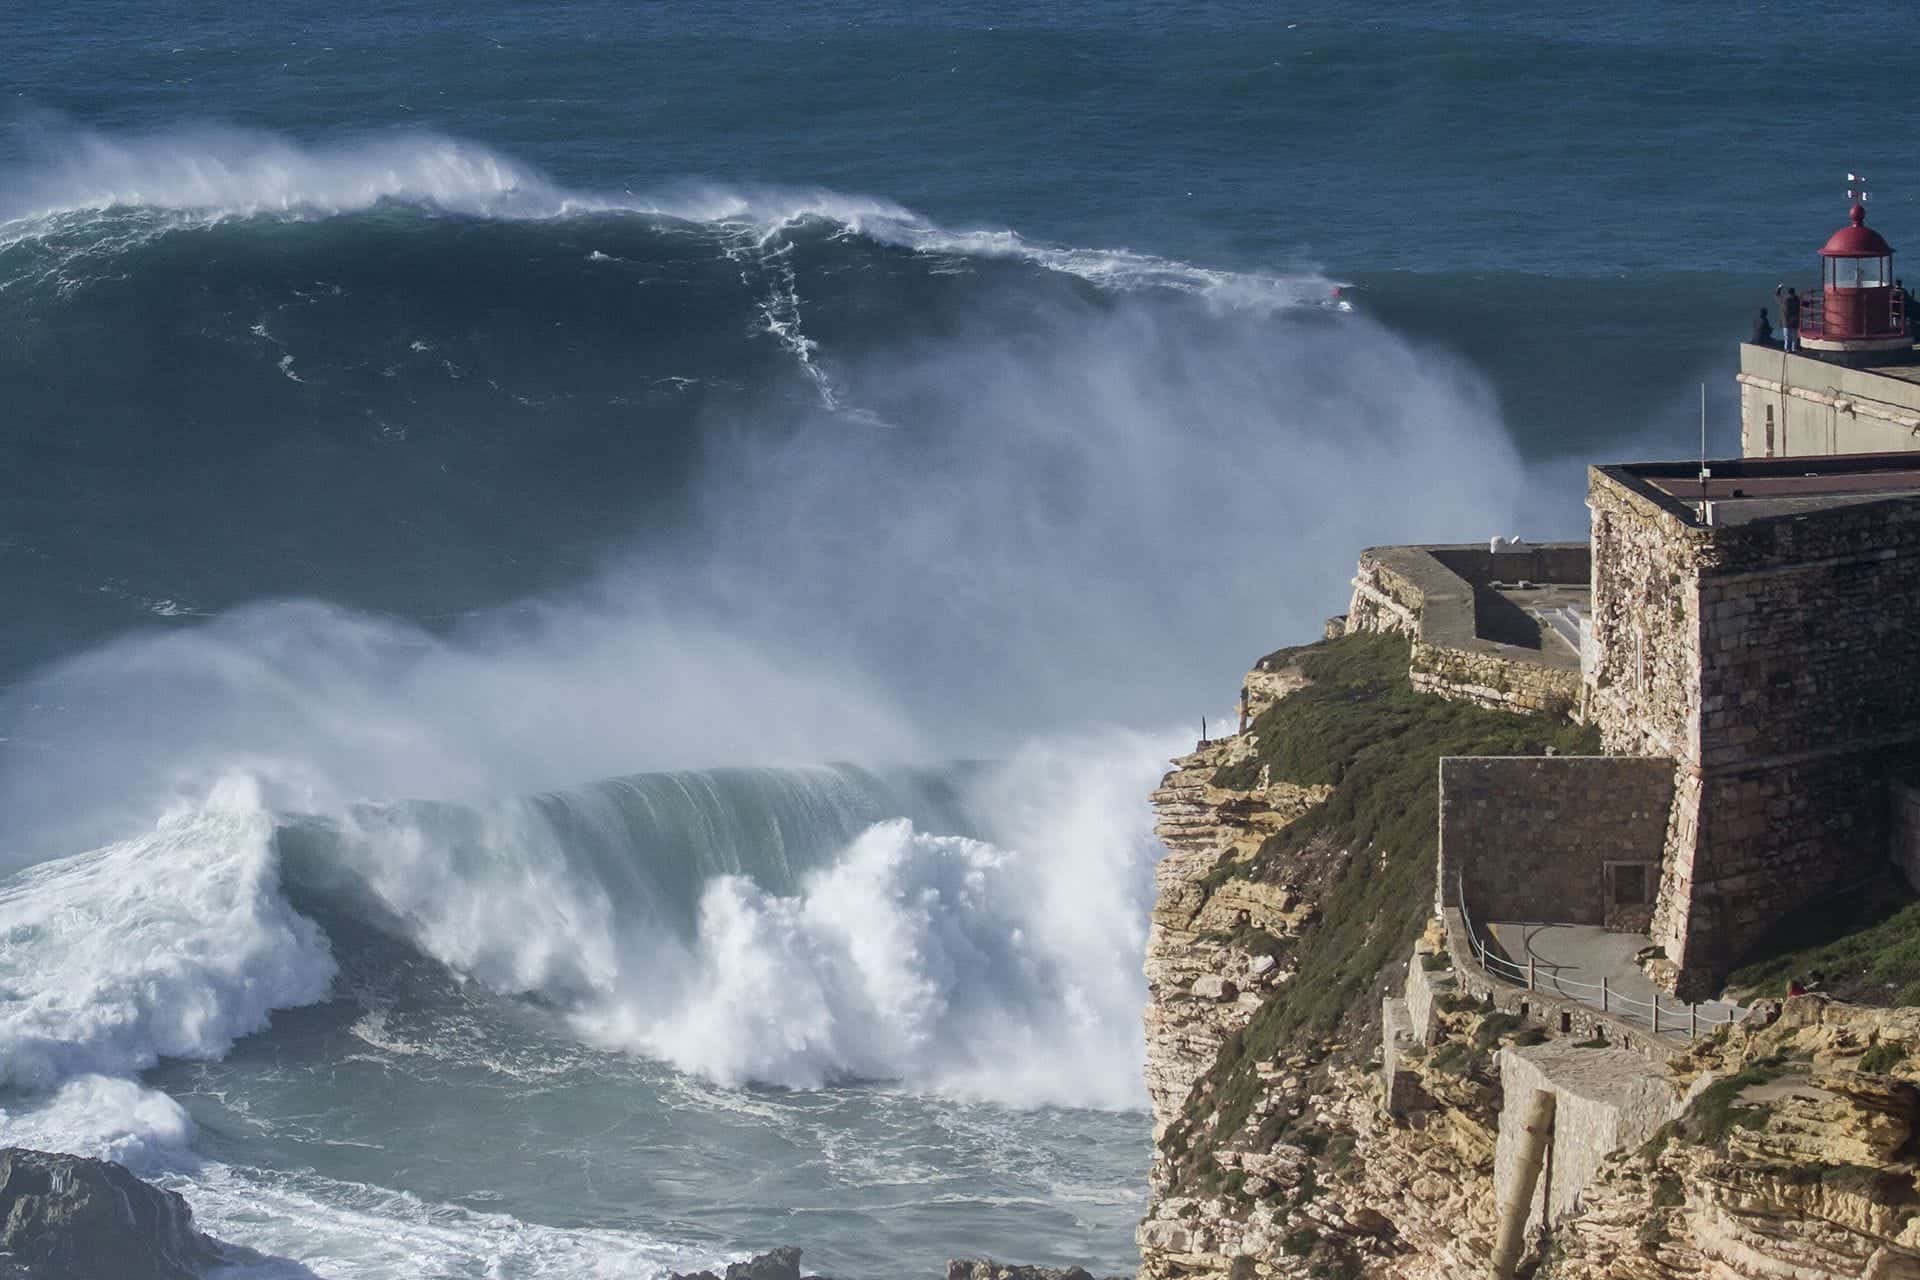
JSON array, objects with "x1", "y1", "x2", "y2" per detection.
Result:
[{"x1": 1779, "y1": 285, "x2": 1801, "y2": 352}]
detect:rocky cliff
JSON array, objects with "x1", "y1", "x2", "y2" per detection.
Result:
[{"x1": 1134, "y1": 629, "x2": 1920, "y2": 1279}]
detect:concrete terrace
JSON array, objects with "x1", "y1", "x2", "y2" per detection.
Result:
[
  {"x1": 1486, "y1": 921, "x2": 1744, "y2": 1037},
  {"x1": 1352, "y1": 543, "x2": 1588, "y2": 669}
]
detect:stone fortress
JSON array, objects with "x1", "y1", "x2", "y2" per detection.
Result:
[
  {"x1": 1133, "y1": 198, "x2": 1920, "y2": 1280},
  {"x1": 1361, "y1": 197, "x2": 1920, "y2": 1272},
  {"x1": 1353, "y1": 197, "x2": 1920, "y2": 1004}
]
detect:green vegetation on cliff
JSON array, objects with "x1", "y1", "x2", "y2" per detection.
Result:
[
  {"x1": 1726, "y1": 871, "x2": 1920, "y2": 1005},
  {"x1": 1180, "y1": 631, "x2": 1598, "y2": 1160}
]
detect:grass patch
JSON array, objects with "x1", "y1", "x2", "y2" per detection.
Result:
[
  {"x1": 1860, "y1": 1041, "x2": 1907, "y2": 1075},
  {"x1": 1176, "y1": 633, "x2": 1596, "y2": 1158},
  {"x1": 1472, "y1": 1011, "x2": 1526, "y2": 1050},
  {"x1": 1420, "y1": 953, "x2": 1452, "y2": 972},
  {"x1": 1682, "y1": 1066, "x2": 1779, "y2": 1150},
  {"x1": 1202, "y1": 918, "x2": 1289, "y2": 963},
  {"x1": 1726, "y1": 872, "x2": 1920, "y2": 1006}
]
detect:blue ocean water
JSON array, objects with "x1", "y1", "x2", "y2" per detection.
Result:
[{"x1": 3, "y1": 3, "x2": 1918, "y2": 1277}]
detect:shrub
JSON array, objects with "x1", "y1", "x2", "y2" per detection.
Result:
[
  {"x1": 1725, "y1": 872, "x2": 1920, "y2": 1007},
  {"x1": 1860, "y1": 1041, "x2": 1906, "y2": 1075},
  {"x1": 1472, "y1": 1011, "x2": 1526, "y2": 1050},
  {"x1": 1683, "y1": 1067, "x2": 1778, "y2": 1149}
]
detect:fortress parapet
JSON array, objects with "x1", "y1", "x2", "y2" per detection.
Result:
[{"x1": 1344, "y1": 542, "x2": 1589, "y2": 717}]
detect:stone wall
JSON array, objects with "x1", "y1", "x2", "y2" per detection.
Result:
[
  {"x1": 1585, "y1": 477, "x2": 1699, "y2": 760},
  {"x1": 1344, "y1": 548, "x2": 1432, "y2": 639},
  {"x1": 1404, "y1": 939, "x2": 1446, "y2": 1044},
  {"x1": 1587, "y1": 464, "x2": 1920, "y2": 990},
  {"x1": 1347, "y1": 544, "x2": 1586, "y2": 718},
  {"x1": 1408, "y1": 643, "x2": 1582, "y2": 718},
  {"x1": 1437, "y1": 756, "x2": 1675, "y2": 932},
  {"x1": 1493, "y1": 1043, "x2": 1679, "y2": 1240}
]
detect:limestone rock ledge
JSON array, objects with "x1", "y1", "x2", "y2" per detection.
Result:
[
  {"x1": 1545, "y1": 999, "x2": 1920, "y2": 1280},
  {"x1": 1135, "y1": 950, "x2": 1514, "y2": 1280},
  {"x1": 1144, "y1": 724, "x2": 1327, "y2": 1136}
]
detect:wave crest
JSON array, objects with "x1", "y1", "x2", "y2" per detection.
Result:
[
  {"x1": 3, "y1": 125, "x2": 566, "y2": 224},
  {"x1": 0, "y1": 123, "x2": 1334, "y2": 308}
]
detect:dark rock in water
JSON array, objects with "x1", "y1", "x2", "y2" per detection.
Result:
[
  {"x1": 0, "y1": 1148, "x2": 223, "y2": 1280},
  {"x1": 669, "y1": 1246, "x2": 824, "y2": 1280},
  {"x1": 670, "y1": 1247, "x2": 1129, "y2": 1280},
  {"x1": 726, "y1": 1246, "x2": 805, "y2": 1280},
  {"x1": 946, "y1": 1261, "x2": 1130, "y2": 1280}
]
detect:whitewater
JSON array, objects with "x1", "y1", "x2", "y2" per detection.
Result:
[{"x1": 0, "y1": 124, "x2": 1537, "y2": 1278}]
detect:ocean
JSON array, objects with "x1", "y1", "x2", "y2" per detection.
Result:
[{"x1": 2, "y1": 3, "x2": 1916, "y2": 1277}]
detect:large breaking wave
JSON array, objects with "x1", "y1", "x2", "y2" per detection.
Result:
[
  {"x1": 2, "y1": 738, "x2": 1167, "y2": 1108},
  {"x1": 0, "y1": 124, "x2": 1536, "y2": 1271}
]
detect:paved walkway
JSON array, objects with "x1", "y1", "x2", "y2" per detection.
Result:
[{"x1": 1488, "y1": 921, "x2": 1744, "y2": 1037}]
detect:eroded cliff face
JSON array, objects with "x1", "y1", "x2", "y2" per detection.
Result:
[
  {"x1": 1136, "y1": 640, "x2": 1525, "y2": 1280},
  {"x1": 1143, "y1": 728, "x2": 1325, "y2": 1131},
  {"x1": 1544, "y1": 1000, "x2": 1920, "y2": 1280},
  {"x1": 1135, "y1": 637, "x2": 1920, "y2": 1280}
]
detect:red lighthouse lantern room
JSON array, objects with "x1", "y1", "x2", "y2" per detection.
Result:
[{"x1": 1799, "y1": 203, "x2": 1909, "y2": 356}]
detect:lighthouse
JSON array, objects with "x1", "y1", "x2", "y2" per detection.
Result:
[
  {"x1": 1795, "y1": 201, "x2": 1911, "y2": 360},
  {"x1": 1737, "y1": 192, "x2": 1920, "y2": 457}
]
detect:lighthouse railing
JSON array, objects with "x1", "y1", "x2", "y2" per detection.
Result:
[{"x1": 1795, "y1": 289, "x2": 1908, "y2": 342}]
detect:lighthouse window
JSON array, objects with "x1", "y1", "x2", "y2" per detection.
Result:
[{"x1": 1834, "y1": 258, "x2": 1888, "y2": 288}]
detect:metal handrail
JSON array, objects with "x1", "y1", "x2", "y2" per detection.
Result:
[
  {"x1": 1453, "y1": 874, "x2": 1741, "y2": 1040},
  {"x1": 1794, "y1": 289, "x2": 1910, "y2": 341}
]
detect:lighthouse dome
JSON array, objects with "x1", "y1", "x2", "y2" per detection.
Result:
[{"x1": 1820, "y1": 204, "x2": 1894, "y2": 257}]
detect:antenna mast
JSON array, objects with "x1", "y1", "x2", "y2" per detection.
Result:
[{"x1": 1699, "y1": 381, "x2": 1708, "y2": 494}]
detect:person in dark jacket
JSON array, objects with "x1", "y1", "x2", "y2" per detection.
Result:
[
  {"x1": 1750, "y1": 307, "x2": 1775, "y2": 347},
  {"x1": 1781, "y1": 287, "x2": 1802, "y2": 351}
]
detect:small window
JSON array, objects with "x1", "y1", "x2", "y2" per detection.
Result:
[
  {"x1": 1613, "y1": 863, "x2": 1648, "y2": 906},
  {"x1": 1764, "y1": 405, "x2": 1775, "y2": 456}
]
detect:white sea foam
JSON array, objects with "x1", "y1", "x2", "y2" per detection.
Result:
[
  {"x1": 0, "y1": 124, "x2": 1333, "y2": 310},
  {"x1": 0, "y1": 776, "x2": 335, "y2": 1090},
  {"x1": 170, "y1": 1161, "x2": 712, "y2": 1280},
  {"x1": 0, "y1": 1075, "x2": 197, "y2": 1172},
  {"x1": 0, "y1": 127, "x2": 569, "y2": 224},
  {"x1": 579, "y1": 729, "x2": 1171, "y2": 1109}
]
